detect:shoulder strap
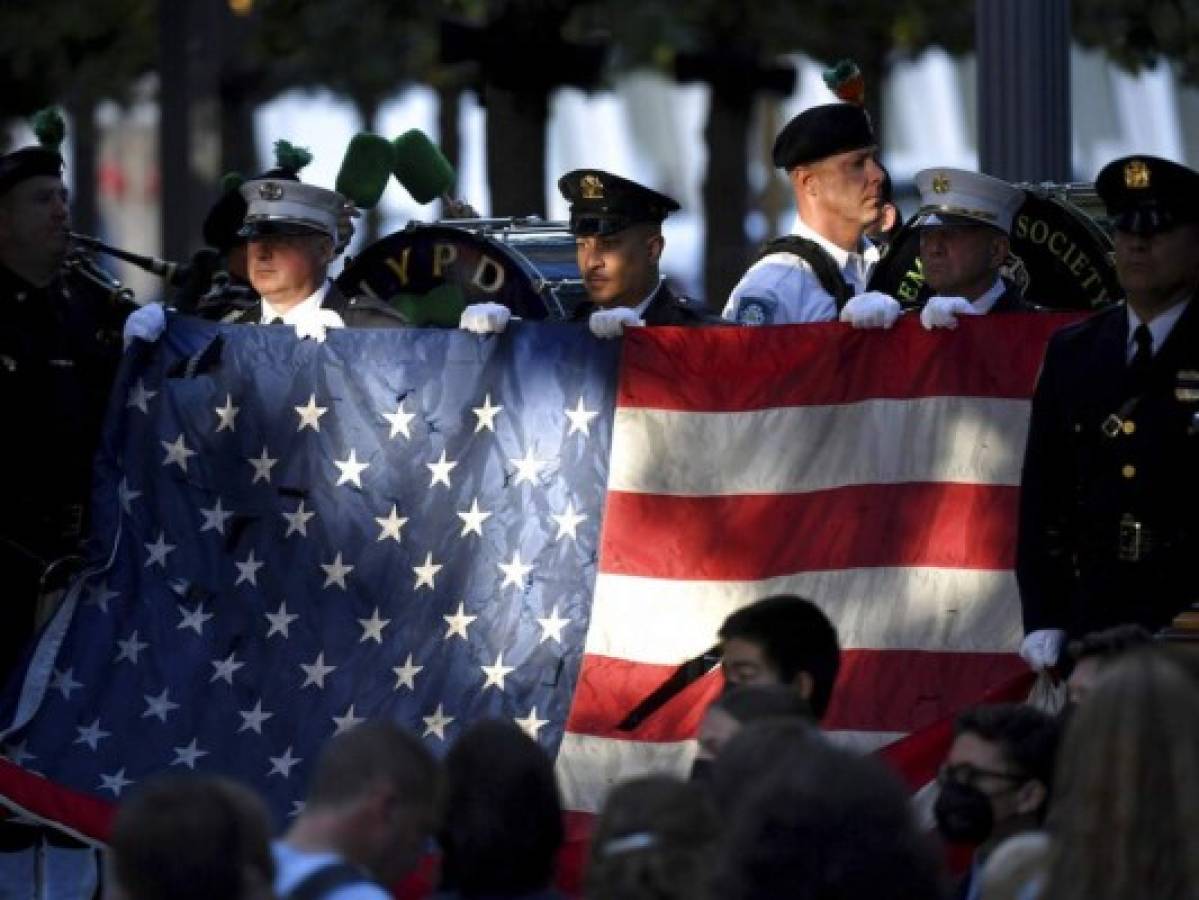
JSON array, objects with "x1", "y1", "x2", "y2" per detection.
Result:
[
  {"x1": 759, "y1": 236, "x2": 855, "y2": 310},
  {"x1": 283, "y1": 861, "x2": 374, "y2": 900}
]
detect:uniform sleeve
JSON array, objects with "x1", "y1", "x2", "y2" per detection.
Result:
[
  {"x1": 722, "y1": 255, "x2": 837, "y2": 325},
  {"x1": 1015, "y1": 337, "x2": 1074, "y2": 634}
]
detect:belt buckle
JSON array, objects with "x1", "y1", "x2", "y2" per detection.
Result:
[
  {"x1": 1101, "y1": 414, "x2": 1123, "y2": 438},
  {"x1": 1118, "y1": 515, "x2": 1143, "y2": 562}
]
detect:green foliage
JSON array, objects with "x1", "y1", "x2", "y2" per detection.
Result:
[
  {"x1": 248, "y1": 0, "x2": 444, "y2": 113},
  {"x1": 0, "y1": 0, "x2": 155, "y2": 118},
  {"x1": 1073, "y1": 0, "x2": 1199, "y2": 83}
]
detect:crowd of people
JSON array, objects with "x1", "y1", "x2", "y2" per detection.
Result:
[
  {"x1": 1, "y1": 60, "x2": 1198, "y2": 900},
  {"x1": 101, "y1": 596, "x2": 1199, "y2": 900}
]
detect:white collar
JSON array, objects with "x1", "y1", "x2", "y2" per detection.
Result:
[
  {"x1": 971, "y1": 277, "x2": 1007, "y2": 315},
  {"x1": 1126, "y1": 297, "x2": 1190, "y2": 357},
  {"x1": 633, "y1": 278, "x2": 665, "y2": 318},
  {"x1": 261, "y1": 280, "x2": 331, "y2": 326},
  {"x1": 792, "y1": 215, "x2": 881, "y2": 269}
]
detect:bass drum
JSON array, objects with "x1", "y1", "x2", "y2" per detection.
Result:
[
  {"x1": 868, "y1": 183, "x2": 1120, "y2": 311},
  {"x1": 335, "y1": 219, "x2": 586, "y2": 326}
]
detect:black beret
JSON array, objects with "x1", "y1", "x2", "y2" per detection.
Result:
[
  {"x1": 1096, "y1": 155, "x2": 1199, "y2": 236},
  {"x1": 558, "y1": 168, "x2": 679, "y2": 236},
  {"x1": 0, "y1": 146, "x2": 64, "y2": 197},
  {"x1": 202, "y1": 166, "x2": 301, "y2": 252},
  {"x1": 772, "y1": 102, "x2": 875, "y2": 170}
]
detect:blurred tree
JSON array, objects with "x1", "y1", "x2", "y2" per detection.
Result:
[
  {"x1": 1072, "y1": 0, "x2": 1199, "y2": 82},
  {"x1": 441, "y1": 0, "x2": 607, "y2": 217},
  {"x1": 247, "y1": 0, "x2": 443, "y2": 240},
  {"x1": 579, "y1": 0, "x2": 976, "y2": 306},
  {"x1": 0, "y1": 0, "x2": 155, "y2": 234}
]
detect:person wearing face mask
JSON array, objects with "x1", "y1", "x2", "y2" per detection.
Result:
[{"x1": 934, "y1": 704, "x2": 1059, "y2": 900}]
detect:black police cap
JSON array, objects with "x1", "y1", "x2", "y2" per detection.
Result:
[
  {"x1": 1096, "y1": 155, "x2": 1199, "y2": 236},
  {"x1": 0, "y1": 146, "x2": 63, "y2": 197},
  {"x1": 202, "y1": 166, "x2": 302, "y2": 252},
  {"x1": 558, "y1": 169, "x2": 680, "y2": 237},
  {"x1": 772, "y1": 102, "x2": 875, "y2": 170}
]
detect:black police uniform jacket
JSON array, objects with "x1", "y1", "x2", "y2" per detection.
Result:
[
  {"x1": 203, "y1": 281, "x2": 409, "y2": 328},
  {"x1": 0, "y1": 260, "x2": 127, "y2": 673},
  {"x1": 1016, "y1": 296, "x2": 1199, "y2": 638},
  {"x1": 571, "y1": 282, "x2": 720, "y2": 326},
  {"x1": 990, "y1": 278, "x2": 1040, "y2": 313},
  {"x1": 0, "y1": 263, "x2": 126, "y2": 559}
]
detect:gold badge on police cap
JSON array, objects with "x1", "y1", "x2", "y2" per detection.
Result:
[
  {"x1": 932, "y1": 174, "x2": 951, "y2": 194},
  {"x1": 580, "y1": 174, "x2": 604, "y2": 200},
  {"x1": 1124, "y1": 159, "x2": 1151, "y2": 190},
  {"x1": 258, "y1": 181, "x2": 285, "y2": 201}
]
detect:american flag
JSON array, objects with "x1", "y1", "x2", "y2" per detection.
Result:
[
  {"x1": 556, "y1": 314, "x2": 1076, "y2": 811},
  {"x1": 0, "y1": 313, "x2": 1073, "y2": 845},
  {"x1": 0, "y1": 318, "x2": 620, "y2": 836}
]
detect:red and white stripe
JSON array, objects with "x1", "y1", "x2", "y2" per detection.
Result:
[{"x1": 557, "y1": 314, "x2": 1078, "y2": 813}]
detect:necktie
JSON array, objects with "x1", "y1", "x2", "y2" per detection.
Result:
[{"x1": 1128, "y1": 323, "x2": 1153, "y2": 388}]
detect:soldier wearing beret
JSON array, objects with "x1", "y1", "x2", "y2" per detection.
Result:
[
  {"x1": 0, "y1": 110, "x2": 128, "y2": 677},
  {"x1": 125, "y1": 179, "x2": 405, "y2": 344},
  {"x1": 723, "y1": 103, "x2": 901, "y2": 329},
  {"x1": 910, "y1": 167, "x2": 1040, "y2": 330},
  {"x1": 459, "y1": 169, "x2": 716, "y2": 337},
  {"x1": 1016, "y1": 155, "x2": 1199, "y2": 674}
]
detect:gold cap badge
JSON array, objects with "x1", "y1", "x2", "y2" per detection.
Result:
[
  {"x1": 932, "y1": 174, "x2": 951, "y2": 194},
  {"x1": 580, "y1": 174, "x2": 604, "y2": 200},
  {"x1": 258, "y1": 181, "x2": 285, "y2": 201},
  {"x1": 1124, "y1": 159, "x2": 1151, "y2": 190}
]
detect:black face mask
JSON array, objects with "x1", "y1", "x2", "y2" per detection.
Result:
[
  {"x1": 689, "y1": 758, "x2": 714, "y2": 784},
  {"x1": 934, "y1": 780, "x2": 995, "y2": 845}
]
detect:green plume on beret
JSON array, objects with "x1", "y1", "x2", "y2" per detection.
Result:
[
  {"x1": 273, "y1": 140, "x2": 313, "y2": 175},
  {"x1": 31, "y1": 107, "x2": 67, "y2": 151},
  {"x1": 219, "y1": 171, "x2": 245, "y2": 194},
  {"x1": 822, "y1": 59, "x2": 865, "y2": 105}
]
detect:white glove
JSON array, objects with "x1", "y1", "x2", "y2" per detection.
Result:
[
  {"x1": 293, "y1": 308, "x2": 345, "y2": 343},
  {"x1": 839, "y1": 291, "x2": 902, "y2": 330},
  {"x1": 122, "y1": 303, "x2": 166, "y2": 349},
  {"x1": 459, "y1": 302, "x2": 512, "y2": 335},
  {"x1": 920, "y1": 295, "x2": 982, "y2": 330},
  {"x1": 1019, "y1": 629, "x2": 1067, "y2": 672},
  {"x1": 589, "y1": 307, "x2": 646, "y2": 339}
]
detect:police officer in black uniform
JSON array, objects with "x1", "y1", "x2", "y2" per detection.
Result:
[
  {"x1": 457, "y1": 169, "x2": 716, "y2": 337},
  {"x1": 557, "y1": 168, "x2": 716, "y2": 335},
  {"x1": 1016, "y1": 155, "x2": 1199, "y2": 674},
  {"x1": 0, "y1": 115, "x2": 129, "y2": 677}
]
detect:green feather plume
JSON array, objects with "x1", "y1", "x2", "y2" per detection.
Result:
[
  {"x1": 31, "y1": 107, "x2": 66, "y2": 150},
  {"x1": 273, "y1": 140, "x2": 313, "y2": 175},
  {"x1": 219, "y1": 171, "x2": 245, "y2": 194}
]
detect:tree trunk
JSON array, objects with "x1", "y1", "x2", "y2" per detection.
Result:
[
  {"x1": 353, "y1": 96, "x2": 383, "y2": 244},
  {"x1": 437, "y1": 83, "x2": 462, "y2": 177},
  {"x1": 702, "y1": 88, "x2": 752, "y2": 310},
  {"x1": 66, "y1": 94, "x2": 99, "y2": 239},
  {"x1": 159, "y1": 0, "x2": 197, "y2": 262},
  {"x1": 484, "y1": 85, "x2": 547, "y2": 218}
]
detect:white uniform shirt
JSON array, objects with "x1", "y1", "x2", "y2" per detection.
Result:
[
  {"x1": 260, "y1": 280, "x2": 343, "y2": 327},
  {"x1": 968, "y1": 277, "x2": 1008, "y2": 315},
  {"x1": 722, "y1": 216, "x2": 880, "y2": 325}
]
